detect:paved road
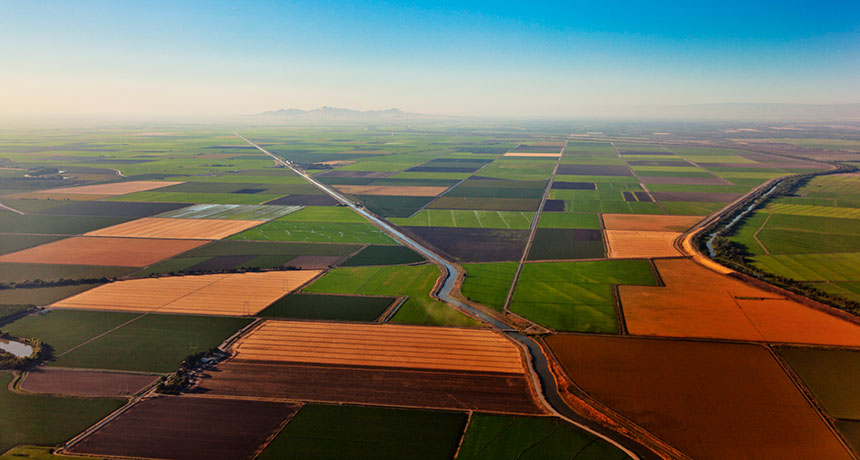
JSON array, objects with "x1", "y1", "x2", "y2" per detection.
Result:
[{"x1": 237, "y1": 133, "x2": 661, "y2": 460}]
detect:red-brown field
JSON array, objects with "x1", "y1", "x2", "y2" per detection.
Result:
[
  {"x1": 620, "y1": 258, "x2": 860, "y2": 346},
  {"x1": 233, "y1": 320, "x2": 526, "y2": 373},
  {"x1": 84, "y1": 217, "x2": 264, "y2": 240},
  {"x1": 20, "y1": 368, "x2": 158, "y2": 397},
  {"x1": 546, "y1": 334, "x2": 852, "y2": 460},
  {"x1": 35, "y1": 180, "x2": 183, "y2": 195},
  {"x1": 334, "y1": 185, "x2": 449, "y2": 197},
  {"x1": 193, "y1": 360, "x2": 544, "y2": 414},
  {"x1": 0, "y1": 236, "x2": 207, "y2": 267},
  {"x1": 66, "y1": 396, "x2": 298, "y2": 460},
  {"x1": 50, "y1": 270, "x2": 322, "y2": 316}
]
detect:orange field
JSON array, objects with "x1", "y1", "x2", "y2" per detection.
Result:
[
  {"x1": 84, "y1": 217, "x2": 264, "y2": 240},
  {"x1": 604, "y1": 230, "x2": 681, "y2": 258},
  {"x1": 620, "y1": 258, "x2": 860, "y2": 346},
  {"x1": 35, "y1": 180, "x2": 183, "y2": 195},
  {"x1": 0, "y1": 236, "x2": 206, "y2": 267},
  {"x1": 334, "y1": 185, "x2": 449, "y2": 197},
  {"x1": 602, "y1": 214, "x2": 702, "y2": 232},
  {"x1": 233, "y1": 320, "x2": 527, "y2": 373},
  {"x1": 503, "y1": 152, "x2": 561, "y2": 157},
  {"x1": 546, "y1": 334, "x2": 853, "y2": 460},
  {"x1": 50, "y1": 270, "x2": 321, "y2": 315}
]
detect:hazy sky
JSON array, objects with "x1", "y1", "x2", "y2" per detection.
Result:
[{"x1": 1, "y1": 0, "x2": 858, "y2": 117}]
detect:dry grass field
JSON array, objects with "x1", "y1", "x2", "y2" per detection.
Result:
[
  {"x1": 621, "y1": 258, "x2": 860, "y2": 346},
  {"x1": 546, "y1": 334, "x2": 853, "y2": 460},
  {"x1": 233, "y1": 320, "x2": 526, "y2": 373},
  {"x1": 602, "y1": 214, "x2": 702, "y2": 232},
  {"x1": 50, "y1": 270, "x2": 321, "y2": 315},
  {"x1": 84, "y1": 217, "x2": 264, "y2": 239},
  {"x1": 35, "y1": 180, "x2": 183, "y2": 195},
  {"x1": 605, "y1": 230, "x2": 682, "y2": 258},
  {"x1": 0, "y1": 236, "x2": 206, "y2": 267},
  {"x1": 334, "y1": 185, "x2": 449, "y2": 196}
]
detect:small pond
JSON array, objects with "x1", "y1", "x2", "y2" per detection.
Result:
[{"x1": 0, "y1": 338, "x2": 33, "y2": 358}]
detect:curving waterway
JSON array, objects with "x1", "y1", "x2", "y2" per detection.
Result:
[{"x1": 236, "y1": 133, "x2": 658, "y2": 460}]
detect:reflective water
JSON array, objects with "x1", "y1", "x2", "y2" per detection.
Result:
[{"x1": 0, "y1": 338, "x2": 33, "y2": 358}]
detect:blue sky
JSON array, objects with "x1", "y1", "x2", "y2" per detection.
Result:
[{"x1": 1, "y1": 0, "x2": 858, "y2": 116}]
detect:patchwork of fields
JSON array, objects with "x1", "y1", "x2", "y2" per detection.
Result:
[{"x1": 0, "y1": 126, "x2": 856, "y2": 460}]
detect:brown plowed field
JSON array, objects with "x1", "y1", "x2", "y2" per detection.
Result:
[
  {"x1": 605, "y1": 230, "x2": 682, "y2": 258},
  {"x1": 0, "y1": 236, "x2": 206, "y2": 267},
  {"x1": 36, "y1": 180, "x2": 183, "y2": 195},
  {"x1": 639, "y1": 176, "x2": 731, "y2": 185},
  {"x1": 50, "y1": 270, "x2": 321, "y2": 316},
  {"x1": 334, "y1": 185, "x2": 449, "y2": 197},
  {"x1": 620, "y1": 258, "x2": 860, "y2": 346},
  {"x1": 651, "y1": 191, "x2": 741, "y2": 202},
  {"x1": 67, "y1": 396, "x2": 298, "y2": 460},
  {"x1": 233, "y1": 320, "x2": 526, "y2": 374},
  {"x1": 193, "y1": 360, "x2": 544, "y2": 414},
  {"x1": 602, "y1": 214, "x2": 703, "y2": 232},
  {"x1": 84, "y1": 217, "x2": 264, "y2": 240},
  {"x1": 20, "y1": 368, "x2": 157, "y2": 397},
  {"x1": 546, "y1": 334, "x2": 853, "y2": 460},
  {"x1": 284, "y1": 255, "x2": 343, "y2": 268}
]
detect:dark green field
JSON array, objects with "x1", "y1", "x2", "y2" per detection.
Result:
[
  {"x1": 341, "y1": 245, "x2": 425, "y2": 266},
  {"x1": 257, "y1": 404, "x2": 467, "y2": 460},
  {"x1": 0, "y1": 372, "x2": 124, "y2": 454},
  {"x1": 457, "y1": 414, "x2": 628, "y2": 460},
  {"x1": 461, "y1": 262, "x2": 518, "y2": 311},
  {"x1": 258, "y1": 293, "x2": 395, "y2": 321}
]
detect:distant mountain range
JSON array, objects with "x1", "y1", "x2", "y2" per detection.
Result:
[{"x1": 259, "y1": 106, "x2": 418, "y2": 121}]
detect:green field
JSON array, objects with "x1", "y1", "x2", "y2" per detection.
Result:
[
  {"x1": 258, "y1": 404, "x2": 467, "y2": 460},
  {"x1": 537, "y1": 213, "x2": 601, "y2": 229},
  {"x1": 0, "y1": 214, "x2": 131, "y2": 235},
  {"x1": 304, "y1": 265, "x2": 479, "y2": 326},
  {"x1": 390, "y1": 209, "x2": 533, "y2": 229},
  {"x1": 258, "y1": 293, "x2": 394, "y2": 321},
  {"x1": 340, "y1": 245, "x2": 425, "y2": 266},
  {"x1": 0, "y1": 263, "x2": 135, "y2": 284},
  {"x1": 108, "y1": 191, "x2": 283, "y2": 205},
  {"x1": 0, "y1": 446, "x2": 104, "y2": 460},
  {"x1": 461, "y1": 262, "x2": 518, "y2": 311},
  {"x1": 457, "y1": 414, "x2": 628, "y2": 460},
  {"x1": 777, "y1": 347, "x2": 860, "y2": 420},
  {"x1": 275, "y1": 205, "x2": 368, "y2": 223},
  {"x1": 0, "y1": 373, "x2": 124, "y2": 454},
  {"x1": 511, "y1": 260, "x2": 656, "y2": 332},
  {"x1": 5, "y1": 310, "x2": 250, "y2": 373},
  {"x1": 229, "y1": 221, "x2": 396, "y2": 244}
]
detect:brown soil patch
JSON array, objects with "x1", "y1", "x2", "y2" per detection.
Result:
[
  {"x1": 67, "y1": 396, "x2": 298, "y2": 460},
  {"x1": 651, "y1": 191, "x2": 742, "y2": 202},
  {"x1": 318, "y1": 160, "x2": 357, "y2": 166},
  {"x1": 639, "y1": 176, "x2": 731, "y2": 185},
  {"x1": 20, "y1": 368, "x2": 158, "y2": 397},
  {"x1": 334, "y1": 185, "x2": 449, "y2": 197},
  {"x1": 233, "y1": 320, "x2": 526, "y2": 374},
  {"x1": 621, "y1": 258, "x2": 860, "y2": 345},
  {"x1": 193, "y1": 360, "x2": 544, "y2": 414},
  {"x1": 503, "y1": 152, "x2": 561, "y2": 157},
  {"x1": 605, "y1": 230, "x2": 682, "y2": 258},
  {"x1": 0, "y1": 236, "x2": 206, "y2": 267},
  {"x1": 285, "y1": 255, "x2": 343, "y2": 268},
  {"x1": 546, "y1": 334, "x2": 852, "y2": 460},
  {"x1": 50, "y1": 270, "x2": 321, "y2": 316},
  {"x1": 84, "y1": 217, "x2": 264, "y2": 240},
  {"x1": 602, "y1": 214, "x2": 703, "y2": 232},
  {"x1": 35, "y1": 180, "x2": 182, "y2": 196}
]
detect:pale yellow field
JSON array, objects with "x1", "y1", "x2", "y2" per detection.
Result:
[
  {"x1": 50, "y1": 270, "x2": 322, "y2": 316},
  {"x1": 234, "y1": 320, "x2": 527, "y2": 374},
  {"x1": 605, "y1": 230, "x2": 682, "y2": 258},
  {"x1": 334, "y1": 185, "x2": 449, "y2": 196},
  {"x1": 35, "y1": 180, "x2": 183, "y2": 195},
  {"x1": 84, "y1": 217, "x2": 264, "y2": 240}
]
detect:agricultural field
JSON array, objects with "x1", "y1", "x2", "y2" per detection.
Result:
[
  {"x1": 546, "y1": 335, "x2": 854, "y2": 460},
  {"x1": 460, "y1": 262, "x2": 518, "y2": 310},
  {"x1": 620, "y1": 258, "x2": 860, "y2": 345},
  {"x1": 19, "y1": 368, "x2": 158, "y2": 398},
  {"x1": 729, "y1": 173, "x2": 860, "y2": 303},
  {"x1": 258, "y1": 404, "x2": 466, "y2": 460},
  {"x1": 258, "y1": 293, "x2": 396, "y2": 321},
  {"x1": 511, "y1": 259, "x2": 656, "y2": 332}
]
